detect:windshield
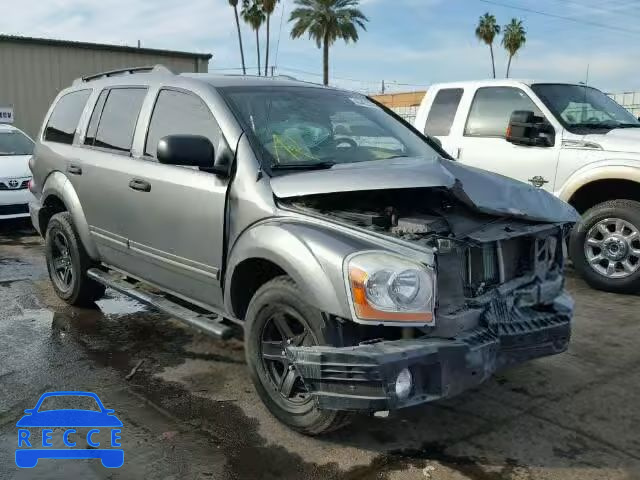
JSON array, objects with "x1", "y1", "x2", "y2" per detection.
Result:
[
  {"x1": 220, "y1": 86, "x2": 437, "y2": 171},
  {"x1": 0, "y1": 130, "x2": 34, "y2": 156},
  {"x1": 531, "y1": 83, "x2": 640, "y2": 132}
]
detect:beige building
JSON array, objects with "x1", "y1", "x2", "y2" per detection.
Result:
[{"x1": 0, "y1": 35, "x2": 212, "y2": 137}]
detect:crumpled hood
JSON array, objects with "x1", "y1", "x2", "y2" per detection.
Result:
[
  {"x1": 270, "y1": 156, "x2": 579, "y2": 223},
  {"x1": 583, "y1": 128, "x2": 640, "y2": 154}
]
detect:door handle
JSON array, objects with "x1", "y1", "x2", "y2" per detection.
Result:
[
  {"x1": 129, "y1": 178, "x2": 151, "y2": 192},
  {"x1": 67, "y1": 165, "x2": 82, "y2": 175},
  {"x1": 528, "y1": 176, "x2": 549, "y2": 188}
]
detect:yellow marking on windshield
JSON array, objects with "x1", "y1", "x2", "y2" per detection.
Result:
[{"x1": 272, "y1": 134, "x2": 319, "y2": 164}]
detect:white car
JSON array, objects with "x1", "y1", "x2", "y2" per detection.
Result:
[
  {"x1": 0, "y1": 124, "x2": 35, "y2": 220},
  {"x1": 414, "y1": 79, "x2": 640, "y2": 293}
]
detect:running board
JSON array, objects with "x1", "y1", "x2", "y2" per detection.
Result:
[{"x1": 87, "y1": 268, "x2": 234, "y2": 340}]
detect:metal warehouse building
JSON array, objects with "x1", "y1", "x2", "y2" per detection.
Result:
[{"x1": 0, "y1": 35, "x2": 212, "y2": 137}]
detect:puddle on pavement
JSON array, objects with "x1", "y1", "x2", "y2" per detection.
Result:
[{"x1": 95, "y1": 292, "x2": 148, "y2": 316}]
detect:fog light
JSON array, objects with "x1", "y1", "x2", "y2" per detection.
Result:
[{"x1": 395, "y1": 368, "x2": 413, "y2": 400}]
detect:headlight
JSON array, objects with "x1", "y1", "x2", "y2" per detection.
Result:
[{"x1": 344, "y1": 252, "x2": 435, "y2": 323}]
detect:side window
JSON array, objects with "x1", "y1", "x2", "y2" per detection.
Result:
[
  {"x1": 94, "y1": 88, "x2": 147, "y2": 153},
  {"x1": 464, "y1": 87, "x2": 543, "y2": 138},
  {"x1": 44, "y1": 90, "x2": 91, "y2": 144},
  {"x1": 84, "y1": 90, "x2": 109, "y2": 146},
  {"x1": 145, "y1": 89, "x2": 222, "y2": 158},
  {"x1": 424, "y1": 88, "x2": 463, "y2": 137}
]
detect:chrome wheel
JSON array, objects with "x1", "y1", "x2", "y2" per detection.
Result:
[
  {"x1": 51, "y1": 231, "x2": 74, "y2": 290},
  {"x1": 584, "y1": 217, "x2": 640, "y2": 278},
  {"x1": 260, "y1": 308, "x2": 315, "y2": 405}
]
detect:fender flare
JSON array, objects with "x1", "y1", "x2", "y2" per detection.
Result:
[
  {"x1": 224, "y1": 221, "x2": 358, "y2": 320},
  {"x1": 558, "y1": 164, "x2": 640, "y2": 203},
  {"x1": 41, "y1": 171, "x2": 100, "y2": 260}
]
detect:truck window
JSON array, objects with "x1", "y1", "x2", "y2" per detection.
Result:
[
  {"x1": 84, "y1": 90, "x2": 109, "y2": 146},
  {"x1": 424, "y1": 88, "x2": 463, "y2": 137},
  {"x1": 464, "y1": 87, "x2": 542, "y2": 138},
  {"x1": 44, "y1": 90, "x2": 91, "y2": 145},
  {"x1": 92, "y1": 88, "x2": 148, "y2": 154},
  {"x1": 144, "y1": 89, "x2": 222, "y2": 158}
]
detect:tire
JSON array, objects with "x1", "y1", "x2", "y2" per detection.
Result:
[
  {"x1": 569, "y1": 199, "x2": 640, "y2": 293},
  {"x1": 45, "y1": 212, "x2": 106, "y2": 306},
  {"x1": 244, "y1": 276, "x2": 352, "y2": 435}
]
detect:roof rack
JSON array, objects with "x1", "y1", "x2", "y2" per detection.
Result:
[{"x1": 73, "y1": 65, "x2": 172, "y2": 85}]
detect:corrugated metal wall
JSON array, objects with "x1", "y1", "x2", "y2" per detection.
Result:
[
  {"x1": 0, "y1": 40, "x2": 209, "y2": 137},
  {"x1": 609, "y1": 92, "x2": 640, "y2": 118}
]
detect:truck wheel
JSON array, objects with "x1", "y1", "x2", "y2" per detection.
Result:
[
  {"x1": 45, "y1": 212, "x2": 106, "y2": 306},
  {"x1": 244, "y1": 276, "x2": 352, "y2": 435},
  {"x1": 570, "y1": 200, "x2": 640, "y2": 293}
]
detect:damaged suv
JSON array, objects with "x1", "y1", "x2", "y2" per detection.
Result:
[{"x1": 29, "y1": 67, "x2": 578, "y2": 434}]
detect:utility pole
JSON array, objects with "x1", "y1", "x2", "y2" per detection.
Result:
[
  {"x1": 381, "y1": 80, "x2": 386, "y2": 94},
  {"x1": 271, "y1": 66, "x2": 276, "y2": 77}
]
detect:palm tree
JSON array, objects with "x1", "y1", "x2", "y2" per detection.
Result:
[
  {"x1": 475, "y1": 13, "x2": 500, "y2": 79},
  {"x1": 262, "y1": 0, "x2": 280, "y2": 76},
  {"x1": 502, "y1": 18, "x2": 526, "y2": 78},
  {"x1": 289, "y1": 0, "x2": 368, "y2": 86},
  {"x1": 229, "y1": 0, "x2": 247, "y2": 75},
  {"x1": 242, "y1": 0, "x2": 266, "y2": 75}
]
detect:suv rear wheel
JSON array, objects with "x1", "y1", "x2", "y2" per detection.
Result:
[
  {"x1": 570, "y1": 199, "x2": 640, "y2": 293},
  {"x1": 244, "y1": 276, "x2": 352, "y2": 435},
  {"x1": 45, "y1": 212, "x2": 105, "y2": 306}
]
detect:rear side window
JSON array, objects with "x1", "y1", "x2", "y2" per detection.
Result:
[
  {"x1": 44, "y1": 90, "x2": 91, "y2": 144},
  {"x1": 84, "y1": 90, "x2": 109, "y2": 146},
  {"x1": 144, "y1": 89, "x2": 221, "y2": 158},
  {"x1": 93, "y1": 88, "x2": 147, "y2": 153},
  {"x1": 424, "y1": 88, "x2": 463, "y2": 137}
]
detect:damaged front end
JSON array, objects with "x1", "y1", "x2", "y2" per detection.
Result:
[{"x1": 278, "y1": 177, "x2": 577, "y2": 412}]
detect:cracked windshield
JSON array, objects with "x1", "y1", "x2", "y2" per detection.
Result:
[{"x1": 222, "y1": 87, "x2": 436, "y2": 169}]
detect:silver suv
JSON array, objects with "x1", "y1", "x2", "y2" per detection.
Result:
[{"x1": 29, "y1": 66, "x2": 578, "y2": 434}]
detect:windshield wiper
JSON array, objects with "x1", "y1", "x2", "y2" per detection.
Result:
[
  {"x1": 615, "y1": 123, "x2": 640, "y2": 128},
  {"x1": 271, "y1": 161, "x2": 336, "y2": 170},
  {"x1": 571, "y1": 122, "x2": 617, "y2": 129}
]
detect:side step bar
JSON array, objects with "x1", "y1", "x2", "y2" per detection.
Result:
[{"x1": 87, "y1": 268, "x2": 234, "y2": 340}]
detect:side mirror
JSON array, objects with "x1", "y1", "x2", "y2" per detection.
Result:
[
  {"x1": 506, "y1": 110, "x2": 554, "y2": 147},
  {"x1": 157, "y1": 135, "x2": 227, "y2": 176}
]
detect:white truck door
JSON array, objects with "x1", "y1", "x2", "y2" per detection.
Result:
[
  {"x1": 453, "y1": 86, "x2": 560, "y2": 193},
  {"x1": 419, "y1": 87, "x2": 465, "y2": 158}
]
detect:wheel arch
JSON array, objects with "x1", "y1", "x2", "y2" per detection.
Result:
[
  {"x1": 567, "y1": 178, "x2": 640, "y2": 214},
  {"x1": 40, "y1": 171, "x2": 100, "y2": 260},
  {"x1": 224, "y1": 222, "x2": 355, "y2": 321}
]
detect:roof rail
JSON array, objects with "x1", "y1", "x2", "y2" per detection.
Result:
[{"x1": 73, "y1": 65, "x2": 172, "y2": 85}]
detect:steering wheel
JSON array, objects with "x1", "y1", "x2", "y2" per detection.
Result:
[{"x1": 334, "y1": 137, "x2": 358, "y2": 150}]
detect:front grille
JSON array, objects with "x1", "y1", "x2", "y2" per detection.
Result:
[
  {"x1": 0, "y1": 204, "x2": 29, "y2": 215},
  {"x1": 464, "y1": 237, "x2": 538, "y2": 296},
  {"x1": 0, "y1": 179, "x2": 30, "y2": 190}
]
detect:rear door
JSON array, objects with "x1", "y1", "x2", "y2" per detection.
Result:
[
  {"x1": 120, "y1": 88, "x2": 229, "y2": 308},
  {"x1": 453, "y1": 86, "x2": 560, "y2": 192},
  {"x1": 73, "y1": 87, "x2": 148, "y2": 266}
]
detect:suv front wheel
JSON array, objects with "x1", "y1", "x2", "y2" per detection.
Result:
[
  {"x1": 45, "y1": 212, "x2": 106, "y2": 306},
  {"x1": 244, "y1": 276, "x2": 352, "y2": 435},
  {"x1": 570, "y1": 199, "x2": 640, "y2": 293}
]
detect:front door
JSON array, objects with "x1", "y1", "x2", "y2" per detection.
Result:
[
  {"x1": 454, "y1": 86, "x2": 560, "y2": 193},
  {"x1": 121, "y1": 88, "x2": 229, "y2": 308}
]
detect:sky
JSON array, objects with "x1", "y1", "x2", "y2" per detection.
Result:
[{"x1": 1, "y1": 0, "x2": 639, "y2": 94}]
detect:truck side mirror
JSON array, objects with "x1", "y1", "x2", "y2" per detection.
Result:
[{"x1": 506, "y1": 110, "x2": 554, "y2": 147}]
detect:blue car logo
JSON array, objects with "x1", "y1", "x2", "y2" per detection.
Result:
[{"x1": 15, "y1": 391, "x2": 123, "y2": 468}]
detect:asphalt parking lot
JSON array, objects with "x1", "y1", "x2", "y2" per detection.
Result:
[{"x1": 1, "y1": 218, "x2": 639, "y2": 480}]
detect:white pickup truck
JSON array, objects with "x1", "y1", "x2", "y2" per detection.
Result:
[{"x1": 414, "y1": 79, "x2": 640, "y2": 293}]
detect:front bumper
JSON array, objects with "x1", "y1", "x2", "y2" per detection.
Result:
[
  {"x1": 287, "y1": 292, "x2": 573, "y2": 412},
  {"x1": 0, "y1": 189, "x2": 34, "y2": 219}
]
